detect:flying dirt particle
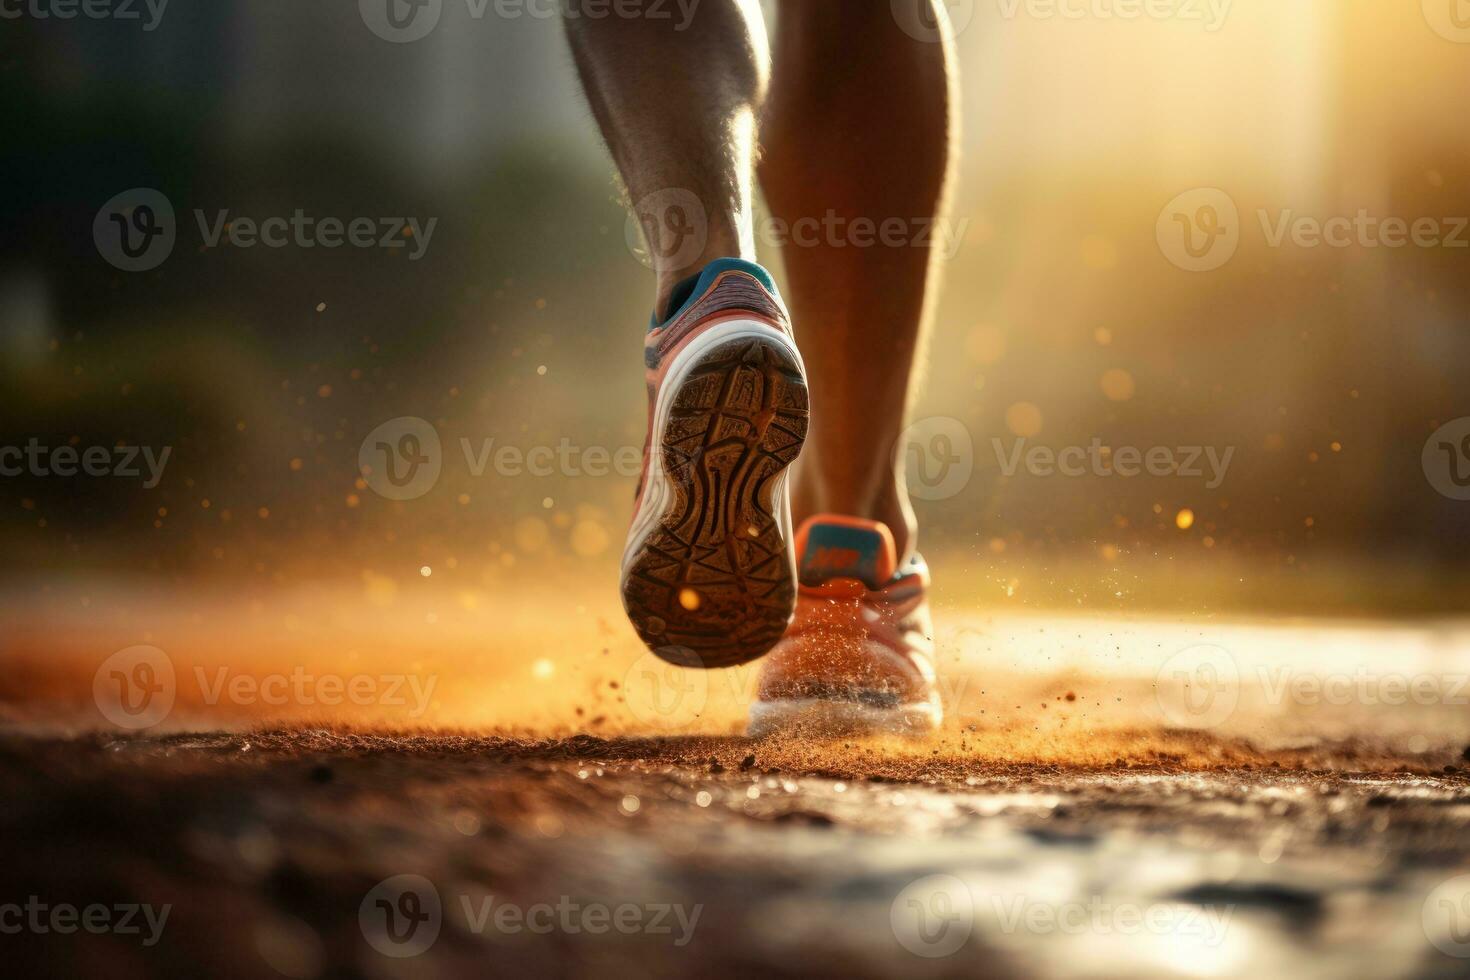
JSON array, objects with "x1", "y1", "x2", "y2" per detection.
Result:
[
  {"x1": 1005, "y1": 401, "x2": 1043, "y2": 438},
  {"x1": 419, "y1": 565, "x2": 431, "y2": 577},
  {"x1": 694, "y1": 792, "x2": 712, "y2": 808},
  {"x1": 965, "y1": 323, "x2": 1007, "y2": 365},
  {"x1": 1100, "y1": 369, "x2": 1135, "y2": 402},
  {"x1": 678, "y1": 588, "x2": 701, "y2": 611},
  {"x1": 620, "y1": 795, "x2": 640, "y2": 815},
  {"x1": 1176, "y1": 508, "x2": 1195, "y2": 530},
  {"x1": 532, "y1": 658, "x2": 554, "y2": 680},
  {"x1": 315, "y1": 302, "x2": 326, "y2": 312},
  {"x1": 570, "y1": 521, "x2": 609, "y2": 557},
  {"x1": 514, "y1": 517, "x2": 550, "y2": 553},
  {"x1": 1081, "y1": 234, "x2": 1117, "y2": 270},
  {"x1": 1065, "y1": 691, "x2": 1077, "y2": 701}
]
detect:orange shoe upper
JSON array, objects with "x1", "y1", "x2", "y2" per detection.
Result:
[{"x1": 757, "y1": 516, "x2": 938, "y2": 709}]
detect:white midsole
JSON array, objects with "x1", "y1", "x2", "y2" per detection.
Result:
[
  {"x1": 620, "y1": 319, "x2": 808, "y2": 591},
  {"x1": 747, "y1": 698, "x2": 943, "y2": 739}
]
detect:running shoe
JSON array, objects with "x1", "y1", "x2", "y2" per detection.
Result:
[
  {"x1": 621, "y1": 258, "x2": 809, "y2": 668},
  {"x1": 748, "y1": 515, "x2": 941, "y2": 735}
]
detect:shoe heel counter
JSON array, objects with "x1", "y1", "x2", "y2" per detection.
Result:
[{"x1": 654, "y1": 271, "x2": 790, "y2": 360}]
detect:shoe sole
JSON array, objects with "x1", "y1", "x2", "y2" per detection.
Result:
[
  {"x1": 747, "y1": 698, "x2": 942, "y2": 739},
  {"x1": 621, "y1": 319, "x2": 809, "y2": 669}
]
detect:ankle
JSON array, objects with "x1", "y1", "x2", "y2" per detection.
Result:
[
  {"x1": 651, "y1": 230, "x2": 752, "y2": 320},
  {"x1": 792, "y1": 475, "x2": 917, "y2": 564}
]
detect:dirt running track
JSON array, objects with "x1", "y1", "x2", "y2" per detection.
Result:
[
  {"x1": 3, "y1": 728, "x2": 1470, "y2": 979},
  {"x1": 5, "y1": 586, "x2": 1470, "y2": 977}
]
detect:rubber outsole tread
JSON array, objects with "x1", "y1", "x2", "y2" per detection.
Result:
[{"x1": 623, "y1": 336, "x2": 809, "y2": 668}]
